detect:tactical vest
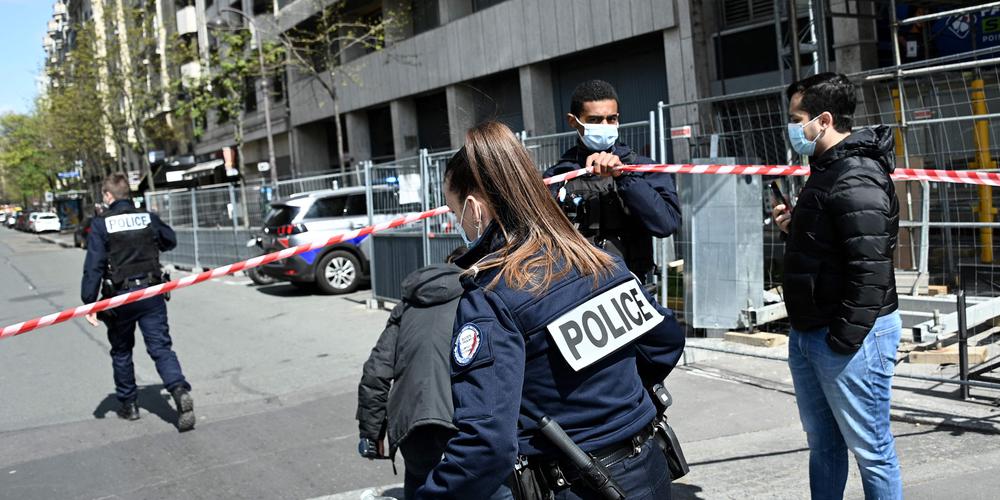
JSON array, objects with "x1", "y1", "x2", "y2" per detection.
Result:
[{"x1": 102, "y1": 205, "x2": 161, "y2": 285}]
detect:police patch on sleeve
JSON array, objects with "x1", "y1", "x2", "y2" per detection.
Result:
[
  {"x1": 453, "y1": 323, "x2": 483, "y2": 366},
  {"x1": 546, "y1": 280, "x2": 664, "y2": 371}
]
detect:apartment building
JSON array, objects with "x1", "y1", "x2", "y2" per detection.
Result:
[{"x1": 48, "y1": 0, "x2": 890, "y2": 185}]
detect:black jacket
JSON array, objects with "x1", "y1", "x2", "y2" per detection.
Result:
[
  {"x1": 543, "y1": 142, "x2": 682, "y2": 279},
  {"x1": 783, "y1": 126, "x2": 899, "y2": 353},
  {"x1": 356, "y1": 263, "x2": 462, "y2": 454}
]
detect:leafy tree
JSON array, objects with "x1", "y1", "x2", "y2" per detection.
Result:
[
  {"x1": 173, "y1": 27, "x2": 285, "y2": 157},
  {"x1": 0, "y1": 113, "x2": 59, "y2": 204}
]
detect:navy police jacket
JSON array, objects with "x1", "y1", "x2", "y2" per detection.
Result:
[
  {"x1": 415, "y1": 223, "x2": 685, "y2": 499},
  {"x1": 81, "y1": 199, "x2": 177, "y2": 304},
  {"x1": 543, "y1": 142, "x2": 682, "y2": 279}
]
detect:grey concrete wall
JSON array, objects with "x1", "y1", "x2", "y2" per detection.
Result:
[
  {"x1": 288, "y1": 0, "x2": 677, "y2": 121},
  {"x1": 292, "y1": 122, "x2": 331, "y2": 174},
  {"x1": 831, "y1": 0, "x2": 878, "y2": 74},
  {"x1": 345, "y1": 111, "x2": 372, "y2": 162},
  {"x1": 663, "y1": 0, "x2": 712, "y2": 163},
  {"x1": 390, "y1": 98, "x2": 419, "y2": 158},
  {"x1": 446, "y1": 84, "x2": 476, "y2": 149},
  {"x1": 519, "y1": 62, "x2": 557, "y2": 136}
]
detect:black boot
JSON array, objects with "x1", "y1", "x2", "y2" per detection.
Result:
[
  {"x1": 170, "y1": 387, "x2": 196, "y2": 432},
  {"x1": 116, "y1": 400, "x2": 140, "y2": 421}
]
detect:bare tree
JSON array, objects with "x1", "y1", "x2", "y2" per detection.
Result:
[{"x1": 279, "y1": 0, "x2": 410, "y2": 173}]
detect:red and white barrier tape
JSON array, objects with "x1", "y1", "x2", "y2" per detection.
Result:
[{"x1": 2, "y1": 163, "x2": 998, "y2": 339}]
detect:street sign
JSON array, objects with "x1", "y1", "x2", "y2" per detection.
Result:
[
  {"x1": 671, "y1": 126, "x2": 693, "y2": 139},
  {"x1": 44, "y1": 191, "x2": 53, "y2": 202},
  {"x1": 257, "y1": 162, "x2": 271, "y2": 172},
  {"x1": 912, "y1": 109, "x2": 934, "y2": 120},
  {"x1": 57, "y1": 171, "x2": 80, "y2": 179}
]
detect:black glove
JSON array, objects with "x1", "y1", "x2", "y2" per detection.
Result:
[
  {"x1": 96, "y1": 309, "x2": 117, "y2": 324},
  {"x1": 358, "y1": 437, "x2": 382, "y2": 459}
]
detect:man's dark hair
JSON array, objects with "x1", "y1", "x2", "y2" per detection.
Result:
[
  {"x1": 446, "y1": 245, "x2": 468, "y2": 264},
  {"x1": 570, "y1": 80, "x2": 619, "y2": 117},
  {"x1": 786, "y1": 72, "x2": 857, "y2": 133},
  {"x1": 102, "y1": 173, "x2": 131, "y2": 201}
]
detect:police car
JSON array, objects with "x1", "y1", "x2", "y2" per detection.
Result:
[{"x1": 257, "y1": 186, "x2": 418, "y2": 294}]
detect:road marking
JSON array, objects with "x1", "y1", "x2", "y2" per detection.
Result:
[{"x1": 304, "y1": 484, "x2": 403, "y2": 500}]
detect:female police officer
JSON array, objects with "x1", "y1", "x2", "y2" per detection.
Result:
[{"x1": 415, "y1": 122, "x2": 685, "y2": 499}]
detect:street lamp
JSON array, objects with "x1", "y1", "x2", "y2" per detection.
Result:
[{"x1": 212, "y1": 7, "x2": 279, "y2": 188}]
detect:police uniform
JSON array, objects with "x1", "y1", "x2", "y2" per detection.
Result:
[
  {"x1": 545, "y1": 142, "x2": 681, "y2": 282},
  {"x1": 415, "y1": 222, "x2": 686, "y2": 499},
  {"x1": 81, "y1": 199, "x2": 193, "y2": 427}
]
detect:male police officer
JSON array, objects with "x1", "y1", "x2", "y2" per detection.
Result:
[
  {"x1": 544, "y1": 80, "x2": 682, "y2": 283},
  {"x1": 82, "y1": 174, "x2": 195, "y2": 432}
]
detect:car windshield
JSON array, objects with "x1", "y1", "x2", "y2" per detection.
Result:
[
  {"x1": 40, "y1": 215, "x2": 57, "y2": 219},
  {"x1": 264, "y1": 205, "x2": 299, "y2": 227}
]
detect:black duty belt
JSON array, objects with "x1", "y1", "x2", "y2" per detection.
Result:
[
  {"x1": 533, "y1": 423, "x2": 655, "y2": 473},
  {"x1": 588, "y1": 424, "x2": 655, "y2": 468}
]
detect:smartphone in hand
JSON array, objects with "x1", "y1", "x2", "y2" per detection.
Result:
[{"x1": 770, "y1": 180, "x2": 790, "y2": 213}]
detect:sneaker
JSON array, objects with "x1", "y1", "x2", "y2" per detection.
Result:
[
  {"x1": 170, "y1": 387, "x2": 195, "y2": 432},
  {"x1": 116, "y1": 400, "x2": 140, "y2": 421}
]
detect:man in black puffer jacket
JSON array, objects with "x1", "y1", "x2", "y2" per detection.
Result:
[
  {"x1": 772, "y1": 73, "x2": 902, "y2": 500},
  {"x1": 356, "y1": 247, "x2": 466, "y2": 500}
]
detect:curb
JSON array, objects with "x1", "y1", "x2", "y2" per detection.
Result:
[{"x1": 37, "y1": 234, "x2": 75, "y2": 249}]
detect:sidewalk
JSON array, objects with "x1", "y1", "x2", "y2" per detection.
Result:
[{"x1": 684, "y1": 337, "x2": 1000, "y2": 433}]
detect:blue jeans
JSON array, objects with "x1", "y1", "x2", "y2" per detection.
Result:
[
  {"x1": 788, "y1": 312, "x2": 902, "y2": 500},
  {"x1": 105, "y1": 296, "x2": 190, "y2": 402}
]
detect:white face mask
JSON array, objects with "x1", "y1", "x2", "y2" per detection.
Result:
[
  {"x1": 455, "y1": 198, "x2": 482, "y2": 248},
  {"x1": 574, "y1": 116, "x2": 619, "y2": 151}
]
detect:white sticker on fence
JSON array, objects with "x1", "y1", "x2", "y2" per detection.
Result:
[{"x1": 397, "y1": 173, "x2": 422, "y2": 205}]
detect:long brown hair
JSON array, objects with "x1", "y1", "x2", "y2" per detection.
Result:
[{"x1": 445, "y1": 121, "x2": 615, "y2": 291}]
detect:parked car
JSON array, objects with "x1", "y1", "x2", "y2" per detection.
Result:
[
  {"x1": 257, "y1": 186, "x2": 417, "y2": 294},
  {"x1": 6, "y1": 211, "x2": 20, "y2": 229},
  {"x1": 0, "y1": 213, "x2": 6, "y2": 225},
  {"x1": 31, "y1": 212, "x2": 61, "y2": 233},
  {"x1": 16, "y1": 212, "x2": 32, "y2": 231},
  {"x1": 74, "y1": 216, "x2": 94, "y2": 248}
]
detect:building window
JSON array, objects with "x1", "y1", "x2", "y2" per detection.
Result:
[
  {"x1": 252, "y1": 0, "x2": 273, "y2": 16},
  {"x1": 722, "y1": 0, "x2": 775, "y2": 29},
  {"x1": 472, "y1": 0, "x2": 507, "y2": 12},
  {"x1": 413, "y1": 0, "x2": 440, "y2": 35}
]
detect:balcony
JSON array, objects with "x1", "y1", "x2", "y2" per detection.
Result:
[
  {"x1": 176, "y1": 6, "x2": 197, "y2": 36},
  {"x1": 181, "y1": 61, "x2": 202, "y2": 87}
]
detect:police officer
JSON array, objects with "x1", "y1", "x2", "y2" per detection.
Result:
[
  {"x1": 82, "y1": 173, "x2": 195, "y2": 432},
  {"x1": 415, "y1": 122, "x2": 686, "y2": 499},
  {"x1": 545, "y1": 80, "x2": 682, "y2": 283}
]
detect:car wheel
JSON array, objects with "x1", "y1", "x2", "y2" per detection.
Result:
[
  {"x1": 246, "y1": 267, "x2": 277, "y2": 286},
  {"x1": 315, "y1": 250, "x2": 361, "y2": 295}
]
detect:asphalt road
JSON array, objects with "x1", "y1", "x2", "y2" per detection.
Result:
[{"x1": 2, "y1": 228, "x2": 1000, "y2": 500}]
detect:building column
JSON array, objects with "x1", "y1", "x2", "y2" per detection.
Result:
[
  {"x1": 345, "y1": 111, "x2": 371, "y2": 163},
  {"x1": 438, "y1": 0, "x2": 472, "y2": 25},
  {"x1": 830, "y1": 0, "x2": 878, "y2": 74},
  {"x1": 446, "y1": 85, "x2": 477, "y2": 150},
  {"x1": 519, "y1": 63, "x2": 557, "y2": 136},
  {"x1": 391, "y1": 98, "x2": 419, "y2": 159},
  {"x1": 290, "y1": 124, "x2": 331, "y2": 176},
  {"x1": 663, "y1": 0, "x2": 712, "y2": 163}
]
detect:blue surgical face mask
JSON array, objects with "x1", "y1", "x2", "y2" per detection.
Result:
[
  {"x1": 787, "y1": 115, "x2": 823, "y2": 156},
  {"x1": 575, "y1": 116, "x2": 619, "y2": 152},
  {"x1": 455, "y1": 198, "x2": 483, "y2": 248}
]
